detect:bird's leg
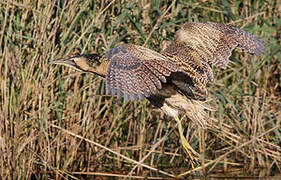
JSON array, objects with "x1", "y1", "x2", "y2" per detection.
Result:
[{"x1": 174, "y1": 115, "x2": 199, "y2": 168}]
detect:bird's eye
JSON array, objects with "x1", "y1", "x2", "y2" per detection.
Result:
[{"x1": 83, "y1": 54, "x2": 101, "y2": 65}]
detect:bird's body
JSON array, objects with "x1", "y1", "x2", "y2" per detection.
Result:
[{"x1": 53, "y1": 22, "x2": 265, "y2": 166}]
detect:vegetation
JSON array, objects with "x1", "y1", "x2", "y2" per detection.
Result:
[{"x1": 0, "y1": 0, "x2": 280, "y2": 179}]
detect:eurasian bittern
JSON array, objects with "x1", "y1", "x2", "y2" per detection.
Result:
[{"x1": 52, "y1": 22, "x2": 264, "y2": 167}]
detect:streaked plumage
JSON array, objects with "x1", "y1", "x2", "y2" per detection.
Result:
[{"x1": 52, "y1": 22, "x2": 265, "y2": 167}]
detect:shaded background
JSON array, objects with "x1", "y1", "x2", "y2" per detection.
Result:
[{"x1": 1, "y1": 0, "x2": 280, "y2": 179}]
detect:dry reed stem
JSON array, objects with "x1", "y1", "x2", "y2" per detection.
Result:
[
  {"x1": 50, "y1": 123, "x2": 175, "y2": 178},
  {"x1": 178, "y1": 125, "x2": 281, "y2": 177},
  {"x1": 143, "y1": 0, "x2": 176, "y2": 46}
]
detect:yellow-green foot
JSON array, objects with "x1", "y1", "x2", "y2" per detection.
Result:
[{"x1": 174, "y1": 116, "x2": 200, "y2": 168}]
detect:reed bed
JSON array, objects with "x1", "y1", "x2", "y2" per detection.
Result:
[{"x1": 0, "y1": 0, "x2": 280, "y2": 179}]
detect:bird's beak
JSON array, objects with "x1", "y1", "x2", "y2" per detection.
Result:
[
  {"x1": 51, "y1": 57, "x2": 82, "y2": 72},
  {"x1": 51, "y1": 57, "x2": 75, "y2": 66}
]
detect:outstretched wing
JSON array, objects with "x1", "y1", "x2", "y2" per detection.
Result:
[
  {"x1": 105, "y1": 44, "x2": 180, "y2": 101},
  {"x1": 171, "y1": 22, "x2": 265, "y2": 69},
  {"x1": 162, "y1": 22, "x2": 265, "y2": 98}
]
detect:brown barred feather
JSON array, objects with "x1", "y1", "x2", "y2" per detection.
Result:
[{"x1": 173, "y1": 22, "x2": 265, "y2": 69}]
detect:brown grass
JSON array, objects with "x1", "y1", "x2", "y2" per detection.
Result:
[{"x1": 0, "y1": 0, "x2": 280, "y2": 179}]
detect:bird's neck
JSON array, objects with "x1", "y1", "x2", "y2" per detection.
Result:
[{"x1": 87, "y1": 60, "x2": 110, "y2": 77}]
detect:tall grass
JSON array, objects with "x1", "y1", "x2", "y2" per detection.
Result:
[{"x1": 0, "y1": 0, "x2": 280, "y2": 179}]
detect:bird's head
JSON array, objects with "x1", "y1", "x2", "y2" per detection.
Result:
[
  {"x1": 52, "y1": 53, "x2": 110, "y2": 77},
  {"x1": 52, "y1": 54, "x2": 102, "y2": 72}
]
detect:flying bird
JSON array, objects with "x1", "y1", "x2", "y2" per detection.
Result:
[{"x1": 52, "y1": 22, "x2": 265, "y2": 167}]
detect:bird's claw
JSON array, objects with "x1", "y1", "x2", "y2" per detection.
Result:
[{"x1": 180, "y1": 135, "x2": 200, "y2": 168}]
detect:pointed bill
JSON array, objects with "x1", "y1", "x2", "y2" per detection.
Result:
[{"x1": 51, "y1": 57, "x2": 83, "y2": 72}]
